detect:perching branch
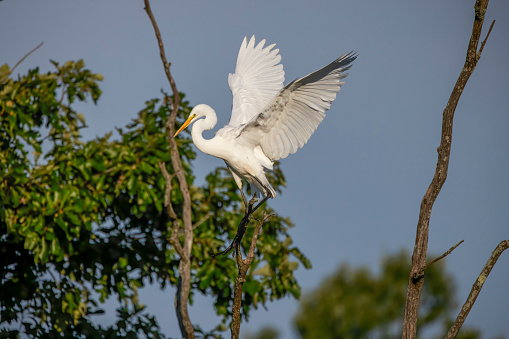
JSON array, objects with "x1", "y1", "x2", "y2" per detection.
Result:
[
  {"x1": 231, "y1": 212, "x2": 274, "y2": 339},
  {"x1": 445, "y1": 240, "x2": 509, "y2": 339},
  {"x1": 401, "y1": 1, "x2": 493, "y2": 338},
  {"x1": 144, "y1": 1, "x2": 194, "y2": 338}
]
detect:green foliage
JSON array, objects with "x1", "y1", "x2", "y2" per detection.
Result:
[
  {"x1": 0, "y1": 60, "x2": 309, "y2": 337},
  {"x1": 245, "y1": 326, "x2": 280, "y2": 339},
  {"x1": 293, "y1": 251, "x2": 481, "y2": 339}
]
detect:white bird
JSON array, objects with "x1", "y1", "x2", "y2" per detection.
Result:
[{"x1": 174, "y1": 36, "x2": 356, "y2": 254}]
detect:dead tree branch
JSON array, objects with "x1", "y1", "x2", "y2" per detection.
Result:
[
  {"x1": 401, "y1": 1, "x2": 493, "y2": 338},
  {"x1": 231, "y1": 212, "x2": 274, "y2": 339},
  {"x1": 144, "y1": 1, "x2": 194, "y2": 338},
  {"x1": 445, "y1": 240, "x2": 509, "y2": 339}
]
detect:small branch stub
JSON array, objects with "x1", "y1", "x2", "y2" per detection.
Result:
[{"x1": 412, "y1": 240, "x2": 464, "y2": 283}]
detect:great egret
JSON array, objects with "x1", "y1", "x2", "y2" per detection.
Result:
[{"x1": 175, "y1": 36, "x2": 356, "y2": 255}]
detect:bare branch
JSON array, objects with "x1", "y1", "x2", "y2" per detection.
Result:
[
  {"x1": 445, "y1": 240, "x2": 509, "y2": 339},
  {"x1": 143, "y1": 1, "x2": 180, "y2": 116},
  {"x1": 231, "y1": 212, "x2": 273, "y2": 339},
  {"x1": 401, "y1": 1, "x2": 492, "y2": 337},
  {"x1": 424, "y1": 240, "x2": 463, "y2": 271},
  {"x1": 10, "y1": 42, "x2": 44, "y2": 75},
  {"x1": 144, "y1": 1, "x2": 194, "y2": 338}
]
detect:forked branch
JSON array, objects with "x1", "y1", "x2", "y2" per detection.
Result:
[
  {"x1": 401, "y1": 1, "x2": 493, "y2": 337},
  {"x1": 144, "y1": 1, "x2": 195, "y2": 338}
]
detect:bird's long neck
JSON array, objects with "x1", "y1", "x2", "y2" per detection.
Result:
[{"x1": 191, "y1": 112, "x2": 223, "y2": 158}]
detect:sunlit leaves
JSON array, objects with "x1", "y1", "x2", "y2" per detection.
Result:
[{"x1": 1, "y1": 60, "x2": 102, "y2": 264}]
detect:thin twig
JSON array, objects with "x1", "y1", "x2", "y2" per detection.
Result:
[
  {"x1": 445, "y1": 240, "x2": 509, "y2": 339},
  {"x1": 478, "y1": 20, "x2": 495, "y2": 56},
  {"x1": 424, "y1": 240, "x2": 464, "y2": 271},
  {"x1": 231, "y1": 212, "x2": 273, "y2": 339},
  {"x1": 143, "y1": 2, "x2": 180, "y2": 115},
  {"x1": 413, "y1": 240, "x2": 464, "y2": 281},
  {"x1": 144, "y1": 1, "x2": 194, "y2": 338},
  {"x1": 401, "y1": 1, "x2": 492, "y2": 338},
  {"x1": 58, "y1": 86, "x2": 67, "y2": 106},
  {"x1": 192, "y1": 212, "x2": 211, "y2": 229},
  {"x1": 9, "y1": 42, "x2": 44, "y2": 75}
]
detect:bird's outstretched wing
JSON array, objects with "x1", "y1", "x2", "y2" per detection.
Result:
[
  {"x1": 227, "y1": 36, "x2": 285, "y2": 127},
  {"x1": 239, "y1": 52, "x2": 357, "y2": 161}
]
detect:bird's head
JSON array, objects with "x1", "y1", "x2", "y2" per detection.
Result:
[{"x1": 174, "y1": 104, "x2": 216, "y2": 137}]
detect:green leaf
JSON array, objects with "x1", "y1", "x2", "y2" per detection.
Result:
[
  {"x1": 119, "y1": 257, "x2": 128, "y2": 269},
  {"x1": 0, "y1": 63, "x2": 10, "y2": 82},
  {"x1": 243, "y1": 279, "x2": 260, "y2": 296}
]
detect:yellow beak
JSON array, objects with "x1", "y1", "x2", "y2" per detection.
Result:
[{"x1": 174, "y1": 114, "x2": 196, "y2": 137}]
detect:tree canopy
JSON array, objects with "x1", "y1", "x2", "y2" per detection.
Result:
[
  {"x1": 0, "y1": 59, "x2": 310, "y2": 338},
  {"x1": 294, "y1": 251, "x2": 482, "y2": 339}
]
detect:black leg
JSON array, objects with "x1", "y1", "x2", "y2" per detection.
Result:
[
  {"x1": 211, "y1": 194, "x2": 270, "y2": 257},
  {"x1": 210, "y1": 215, "x2": 251, "y2": 257}
]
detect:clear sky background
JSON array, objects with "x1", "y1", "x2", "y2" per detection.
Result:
[{"x1": 1, "y1": 1, "x2": 508, "y2": 338}]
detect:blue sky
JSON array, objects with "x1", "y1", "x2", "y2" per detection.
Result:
[{"x1": 1, "y1": 1, "x2": 508, "y2": 338}]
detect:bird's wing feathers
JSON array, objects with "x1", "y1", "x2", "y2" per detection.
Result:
[
  {"x1": 239, "y1": 52, "x2": 357, "y2": 161},
  {"x1": 227, "y1": 36, "x2": 285, "y2": 127}
]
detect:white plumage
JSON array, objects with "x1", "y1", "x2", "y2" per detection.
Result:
[{"x1": 175, "y1": 36, "x2": 356, "y2": 206}]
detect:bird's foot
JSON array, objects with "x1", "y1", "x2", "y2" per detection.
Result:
[
  {"x1": 243, "y1": 193, "x2": 258, "y2": 218},
  {"x1": 210, "y1": 240, "x2": 237, "y2": 257}
]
